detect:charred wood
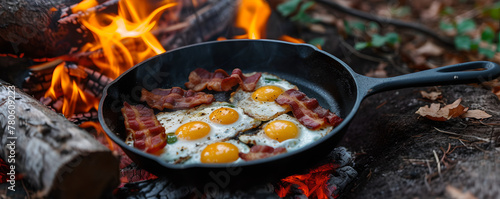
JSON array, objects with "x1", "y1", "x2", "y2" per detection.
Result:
[
  {"x1": 160, "y1": 0, "x2": 239, "y2": 49},
  {"x1": 0, "y1": 80, "x2": 119, "y2": 198},
  {"x1": 0, "y1": 0, "x2": 90, "y2": 58}
]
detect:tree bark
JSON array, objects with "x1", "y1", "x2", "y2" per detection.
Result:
[{"x1": 0, "y1": 79, "x2": 119, "y2": 198}]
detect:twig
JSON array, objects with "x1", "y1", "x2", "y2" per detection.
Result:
[
  {"x1": 433, "y1": 150, "x2": 442, "y2": 178},
  {"x1": 313, "y1": 0, "x2": 455, "y2": 47},
  {"x1": 434, "y1": 127, "x2": 491, "y2": 142},
  {"x1": 29, "y1": 59, "x2": 64, "y2": 72},
  {"x1": 58, "y1": 0, "x2": 121, "y2": 24}
]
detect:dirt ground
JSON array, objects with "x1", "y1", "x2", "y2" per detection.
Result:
[
  {"x1": 340, "y1": 85, "x2": 500, "y2": 198},
  {"x1": 263, "y1": 1, "x2": 500, "y2": 197}
]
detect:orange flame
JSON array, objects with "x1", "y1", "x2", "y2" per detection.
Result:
[
  {"x1": 279, "y1": 35, "x2": 305, "y2": 44},
  {"x1": 44, "y1": 0, "x2": 176, "y2": 118},
  {"x1": 234, "y1": 0, "x2": 271, "y2": 39},
  {"x1": 276, "y1": 163, "x2": 339, "y2": 198},
  {"x1": 45, "y1": 63, "x2": 100, "y2": 117},
  {"x1": 78, "y1": 0, "x2": 176, "y2": 79},
  {"x1": 80, "y1": 121, "x2": 114, "y2": 151}
]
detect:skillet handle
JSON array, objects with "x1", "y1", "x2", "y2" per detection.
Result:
[{"x1": 356, "y1": 61, "x2": 500, "y2": 97}]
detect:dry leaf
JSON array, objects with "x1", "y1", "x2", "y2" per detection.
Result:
[
  {"x1": 493, "y1": 86, "x2": 500, "y2": 100},
  {"x1": 415, "y1": 41, "x2": 444, "y2": 57},
  {"x1": 415, "y1": 98, "x2": 468, "y2": 121},
  {"x1": 365, "y1": 62, "x2": 388, "y2": 78},
  {"x1": 461, "y1": 110, "x2": 492, "y2": 119},
  {"x1": 446, "y1": 185, "x2": 477, "y2": 199},
  {"x1": 420, "y1": 91, "x2": 442, "y2": 101}
]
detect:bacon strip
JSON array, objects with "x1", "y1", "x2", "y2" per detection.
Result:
[
  {"x1": 239, "y1": 145, "x2": 287, "y2": 161},
  {"x1": 140, "y1": 87, "x2": 214, "y2": 110},
  {"x1": 185, "y1": 68, "x2": 262, "y2": 92},
  {"x1": 121, "y1": 102, "x2": 167, "y2": 153},
  {"x1": 275, "y1": 89, "x2": 343, "y2": 130}
]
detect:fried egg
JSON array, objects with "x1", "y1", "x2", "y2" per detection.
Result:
[
  {"x1": 155, "y1": 102, "x2": 261, "y2": 163},
  {"x1": 183, "y1": 139, "x2": 250, "y2": 164},
  {"x1": 238, "y1": 114, "x2": 333, "y2": 151},
  {"x1": 230, "y1": 73, "x2": 297, "y2": 121}
]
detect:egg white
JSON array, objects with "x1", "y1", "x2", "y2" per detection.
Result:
[
  {"x1": 155, "y1": 102, "x2": 261, "y2": 164},
  {"x1": 238, "y1": 114, "x2": 333, "y2": 152},
  {"x1": 230, "y1": 73, "x2": 297, "y2": 121},
  {"x1": 183, "y1": 139, "x2": 250, "y2": 164}
]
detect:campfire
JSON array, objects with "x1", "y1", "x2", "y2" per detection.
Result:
[{"x1": 0, "y1": 0, "x2": 357, "y2": 198}]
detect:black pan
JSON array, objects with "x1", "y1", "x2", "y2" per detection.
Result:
[{"x1": 98, "y1": 39, "x2": 500, "y2": 188}]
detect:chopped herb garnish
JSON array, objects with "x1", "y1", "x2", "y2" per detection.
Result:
[
  {"x1": 264, "y1": 78, "x2": 281, "y2": 82},
  {"x1": 167, "y1": 133, "x2": 177, "y2": 144},
  {"x1": 223, "y1": 104, "x2": 236, "y2": 108}
]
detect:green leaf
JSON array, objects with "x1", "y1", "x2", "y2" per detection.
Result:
[
  {"x1": 471, "y1": 40, "x2": 479, "y2": 51},
  {"x1": 354, "y1": 42, "x2": 369, "y2": 50},
  {"x1": 308, "y1": 37, "x2": 325, "y2": 47},
  {"x1": 483, "y1": 2, "x2": 500, "y2": 20},
  {"x1": 481, "y1": 26, "x2": 495, "y2": 43},
  {"x1": 371, "y1": 34, "x2": 386, "y2": 47},
  {"x1": 350, "y1": 21, "x2": 366, "y2": 31},
  {"x1": 384, "y1": 32, "x2": 400, "y2": 45},
  {"x1": 479, "y1": 47, "x2": 495, "y2": 59},
  {"x1": 439, "y1": 21, "x2": 454, "y2": 31},
  {"x1": 368, "y1": 22, "x2": 380, "y2": 31},
  {"x1": 167, "y1": 133, "x2": 177, "y2": 144},
  {"x1": 441, "y1": 6, "x2": 455, "y2": 16},
  {"x1": 455, "y1": 35, "x2": 471, "y2": 50},
  {"x1": 343, "y1": 20, "x2": 352, "y2": 35},
  {"x1": 290, "y1": 1, "x2": 318, "y2": 24},
  {"x1": 497, "y1": 33, "x2": 500, "y2": 52},
  {"x1": 277, "y1": 0, "x2": 301, "y2": 17},
  {"x1": 456, "y1": 19, "x2": 476, "y2": 35}
]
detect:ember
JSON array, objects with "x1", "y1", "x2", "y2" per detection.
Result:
[{"x1": 276, "y1": 163, "x2": 340, "y2": 198}]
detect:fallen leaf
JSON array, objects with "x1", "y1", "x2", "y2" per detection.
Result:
[
  {"x1": 446, "y1": 185, "x2": 477, "y2": 199},
  {"x1": 415, "y1": 41, "x2": 444, "y2": 57},
  {"x1": 420, "y1": 1, "x2": 442, "y2": 20},
  {"x1": 493, "y1": 86, "x2": 500, "y2": 100},
  {"x1": 365, "y1": 62, "x2": 388, "y2": 78},
  {"x1": 415, "y1": 98, "x2": 468, "y2": 121},
  {"x1": 461, "y1": 110, "x2": 492, "y2": 119},
  {"x1": 420, "y1": 91, "x2": 442, "y2": 101}
]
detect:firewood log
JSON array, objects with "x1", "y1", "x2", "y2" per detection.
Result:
[
  {"x1": 0, "y1": 0, "x2": 86, "y2": 58},
  {"x1": 0, "y1": 79, "x2": 119, "y2": 198}
]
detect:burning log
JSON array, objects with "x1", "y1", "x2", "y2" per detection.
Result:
[
  {"x1": 160, "y1": 0, "x2": 239, "y2": 49},
  {"x1": 0, "y1": 80, "x2": 119, "y2": 198},
  {"x1": 0, "y1": 0, "x2": 89, "y2": 58}
]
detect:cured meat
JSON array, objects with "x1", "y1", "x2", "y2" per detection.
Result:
[
  {"x1": 185, "y1": 68, "x2": 261, "y2": 92},
  {"x1": 222, "y1": 68, "x2": 262, "y2": 91},
  {"x1": 140, "y1": 87, "x2": 214, "y2": 110},
  {"x1": 121, "y1": 102, "x2": 167, "y2": 153},
  {"x1": 239, "y1": 145, "x2": 287, "y2": 161},
  {"x1": 275, "y1": 89, "x2": 343, "y2": 130}
]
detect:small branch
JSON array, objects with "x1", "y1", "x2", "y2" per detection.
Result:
[
  {"x1": 58, "y1": 0, "x2": 121, "y2": 24},
  {"x1": 434, "y1": 127, "x2": 491, "y2": 142},
  {"x1": 432, "y1": 150, "x2": 442, "y2": 178},
  {"x1": 313, "y1": 0, "x2": 455, "y2": 47}
]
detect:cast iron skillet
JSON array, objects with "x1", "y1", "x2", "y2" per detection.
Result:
[{"x1": 99, "y1": 39, "x2": 500, "y2": 187}]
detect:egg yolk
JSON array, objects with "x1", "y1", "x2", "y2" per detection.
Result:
[
  {"x1": 264, "y1": 120, "x2": 299, "y2": 142},
  {"x1": 251, "y1": 85, "x2": 284, "y2": 102},
  {"x1": 175, "y1": 121, "x2": 210, "y2": 140},
  {"x1": 200, "y1": 142, "x2": 239, "y2": 163},
  {"x1": 209, "y1": 107, "x2": 239, "y2": 125}
]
